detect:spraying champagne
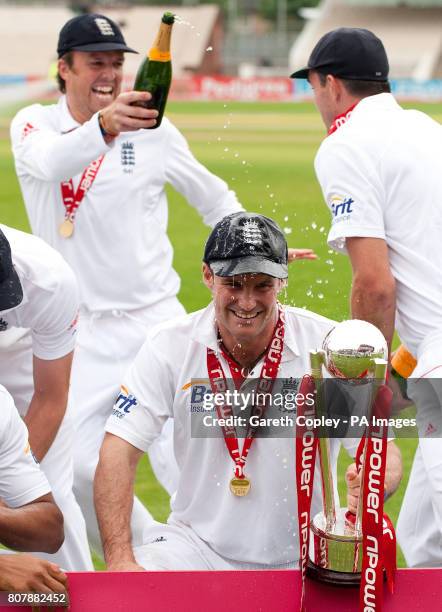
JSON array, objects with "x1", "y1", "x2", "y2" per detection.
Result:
[{"x1": 133, "y1": 11, "x2": 175, "y2": 129}]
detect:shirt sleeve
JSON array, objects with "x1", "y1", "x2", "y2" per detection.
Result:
[
  {"x1": 163, "y1": 120, "x2": 244, "y2": 227},
  {"x1": 10, "y1": 105, "x2": 110, "y2": 183},
  {"x1": 314, "y1": 139, "x2": 386, "y2": 254},
  {"x1": 0, "y1": 387, "x2": 51, "y2": 507},
  {"x1": 30, "y1": 260, "x2": 79, "y2": 360},
  {"x1": 105, "y1": 332, "x2": 175, "y2": 452}
]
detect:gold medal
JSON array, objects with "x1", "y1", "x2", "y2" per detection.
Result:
[
  {"x1": 229, "y1": 477, "x2": 251, "y2": 497},
  {"x1": 59, "y1": 219, "x2": 74, "y2": 238}
]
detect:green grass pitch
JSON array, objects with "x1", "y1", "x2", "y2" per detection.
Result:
[{"x1": 2, "y1": 97, "x2": 439, "y2": 568}]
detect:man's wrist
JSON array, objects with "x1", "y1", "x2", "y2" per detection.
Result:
[{"x1": 98, "y1": 112, "x2": 118, "y2": 139}]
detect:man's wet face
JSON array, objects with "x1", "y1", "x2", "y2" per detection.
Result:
[{"x1": 203, "y1": 266, "x2": 282, "y2": 345}]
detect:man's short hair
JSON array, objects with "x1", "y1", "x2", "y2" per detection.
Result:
[{"x1": 316, "y1": 71, "x2": 391, "y2": 97}]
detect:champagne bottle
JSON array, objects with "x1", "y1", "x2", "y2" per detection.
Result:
[{"x1": 133, "y1": 11, "x2": 175, "y2": 129}]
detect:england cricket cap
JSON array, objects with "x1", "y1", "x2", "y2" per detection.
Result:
[
  {"x1": 291, "y1": 27, "x2": 389, "y2": 81},
  {"x1": 204, "y1": 212, "x2": 288, "y2": 279},
  {"x1": 57, "y1": 13, "x2": 137, "y2": 58},
  {"x1": 0, "y1": 229, "x2": 23, "y2": 312}
]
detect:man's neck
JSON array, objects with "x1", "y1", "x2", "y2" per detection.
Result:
[
  {"x1": 65, "y1": 97, "x2": 90, "y2": 125},
  {"x1": 218, "y1": 309, "x2": 279, "y2": 369}
]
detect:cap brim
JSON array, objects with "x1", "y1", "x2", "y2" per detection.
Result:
[
  {"x1": 290, "y1": 66, "x2": 310, "y2": 79},
  {"x1": 209, "y1": 256, "x2": 288, "y2": 279},
  {"x1": 0, "y1": 267, "x2": 23, "y2": 312},
  {"x1": 69, "y1": 42, "x2": 138, "y2": 54}
]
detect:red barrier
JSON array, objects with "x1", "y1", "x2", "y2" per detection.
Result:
[{"x1": 0, "y1": 569, "x2": 440, "y2": 611}]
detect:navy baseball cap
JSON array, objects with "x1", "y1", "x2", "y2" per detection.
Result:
[
  {"x1": 291, "y1": 27, "x2": 389, "y2": 81},
  {"x1": 204, "y1": 212, "x2": 288, "y2": 279},
  {"x1": 57, "y1": 13, "x2": 137, "y2": 58},
  {"x1": 0, "y1": 229, "x2": 23, "y2": 312}
]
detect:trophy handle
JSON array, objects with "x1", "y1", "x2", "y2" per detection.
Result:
[
  {"x1": 354, "y1": 358, "x2": 388, "y2": 537},
  {"x1": 310, "y1": 350, "x2": 336, "y2": 532}
]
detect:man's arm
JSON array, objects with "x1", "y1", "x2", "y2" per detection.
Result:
[
  {"x1": 346, "y1": 440, "x2": 402, "y2": 513},
  {"x1": 94, "y1": 433, "x2": 145, "y2": 572},
  {"x1": 163, "y1": 121, "x2": 243, "y2": 227},
  {"x1": 0, "y1": 493, "x2": 64, "y2": 553},
  {"x1": 10, "y1": 91, "x2": 157, "y2": 183},
  {"x1": 23, "y1": 352, "x2": 73, "y2": 462},
  {"x1": 0, "y1": 555, "x2": 67, "y2": 594},
  {"x1": 346, "y1": 237, "x2": 396, "y2": 350}
]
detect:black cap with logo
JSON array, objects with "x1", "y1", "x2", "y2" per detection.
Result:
[
  {"x1": 291, "y1": 27, "x2": 389, "y2": 81},
  {"x1": 57, "y1": 13, "x2": 137, "y2": 58},
  {"x1": 204, "y1": 212, "x2": 288, "y2": 279},
  {"x1": 0, "y1": 229, "x2": 23, "y2": 312}
]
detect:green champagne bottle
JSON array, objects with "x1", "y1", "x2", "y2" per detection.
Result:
[{"x1": 133, "y1": 11, "x2": 175, "y2": 129}]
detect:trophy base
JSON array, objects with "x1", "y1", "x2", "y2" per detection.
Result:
[
  {"x1": 306, "y1": 559, "x2": 360, "y2": 587},
  {"x1": 309, "y1": 508, "x2": 363, "y2": 575}
]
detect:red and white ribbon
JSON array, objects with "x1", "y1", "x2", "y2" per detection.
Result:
[
  {"x1": 60, "y1": 155, "x2": 105, "y2": 225},
  {"x1": 206, "y1": 306, "x2": 285, "y2": 481}
]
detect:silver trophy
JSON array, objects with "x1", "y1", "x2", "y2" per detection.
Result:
[{"x1": 308, "y1": 320, "x2": 388, "y2": 584}]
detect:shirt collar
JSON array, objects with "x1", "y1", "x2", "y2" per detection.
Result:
[
  {"x1": 59, "y1": 95, "x2": 82, "y2": 134},
  {"x1": 350, "y1": 92, "x2": 400, "y2": 118},
  {"x1": 190, "y1": 302, "x2": 300, "y2": 363}
]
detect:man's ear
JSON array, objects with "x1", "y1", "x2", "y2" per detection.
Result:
[
  {"x1": 58, "y1": 57, "x2": 71, "y2": 81},
  {"x1": 327, "y1": 74, "x2": 346, "y2": 104},
  {"x1": 202, "y1": 263, "x2": 214, "y2": 291}
]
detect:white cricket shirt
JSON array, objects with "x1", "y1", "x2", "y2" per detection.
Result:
[
  {"x1": 315, "y1": 93, "x2": 442, "y2": 355},
  {"x1": 106, "y1": 304, "x2": 359, "y2": 565},
  {"x1": 0, "y1": 224, "x2": 78, "y2": 360},
  {"x1": 11, "y1": 97, "x2": 242, "y2": 312},
  {"x1": 0, "y1": 385, "x2": 51, "y2": 507}
]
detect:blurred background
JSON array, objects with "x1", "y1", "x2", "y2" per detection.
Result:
[{"x1": 2, "y1": 1, "x2": 442, "y2": 104}]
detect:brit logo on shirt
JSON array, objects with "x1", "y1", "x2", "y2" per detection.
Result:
[
  {"x1": 329, "y1": 194, "x2": 354, "y2": 225},
  {"x1": 0, "y1": 317, "x2": 8, "y2": 332},
  {"x1": 121, "y1": 142, "x2": 135, "y2": 173},
  {"x1": 111, "y1": 385, "x2": 138, "y2": 419}
]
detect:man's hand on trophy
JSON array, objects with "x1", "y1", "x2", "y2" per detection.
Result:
[{"x1": 345, "y1": 463, "x2": 361, "y2": 514}]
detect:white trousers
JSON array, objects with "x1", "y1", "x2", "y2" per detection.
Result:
[
  {"x1": 70, "y1": 298, "x2": 184, "y2": 556},
  {"x1": 134, "y1": 521, "x2": 297, "y2": 571},
  {"x1": 0, "y1": 332, "x2": 92, "y2": 571},
  {"x1": 397, "y1": 333, "x2": 442, "y2": 567}
]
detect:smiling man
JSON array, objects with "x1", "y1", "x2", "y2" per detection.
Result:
[
  {"x1": 10, "y1": 12, "x2": 246, "y2": 557},
  {"x1": 94, "y1": 212, "x2": 401, "y2": 571}
]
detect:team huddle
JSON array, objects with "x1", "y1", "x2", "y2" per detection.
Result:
[{"x1": 0, "y1": 13, "x2": 441, "y2": 594}]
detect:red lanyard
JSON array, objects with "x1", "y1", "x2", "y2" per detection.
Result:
[
  {"x1": 327, "y1": 102, "x2": 358, "y2": 136},
  {"x1": 296, "y1": 382, "x2": 396, "y2": 612},
  {"x1": 355, "y1": 385, "x2": 396, "y2": 612},
  {"x1": 295, "y1": 374, "x2": 318, "y2": 612},
  {"x1": 59, "y1": 156, "x2": 105, "y2": 237},
  {"x1": 206, "y1": 306, "x2": 285, "y2": 486}
]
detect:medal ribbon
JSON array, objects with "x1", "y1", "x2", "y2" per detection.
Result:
[
  {"x1": 206, "y1": 306, "x2": 285, "y2": 480},
  {"x1": 60, "y1": 155, "x2": 105, "y2": 224},
  {"x1": 327, "y1": 102, "x2": 358, "y2": 136},
  {"x1": 355, "y1": 384, "x2": 396, "y2": 612},
  {"x1": 295, "y1": 374, "x2": 318, "y2": 612}
]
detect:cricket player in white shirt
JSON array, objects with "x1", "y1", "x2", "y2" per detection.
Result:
[
  {"x1": 94, "y1": 212, "x2": 401, "y2": 571},
  {"x1": 0, "y1": 384, "x2": 68, "y2": 593},
  {"x1": 291, "y1": 27, "x2": 442, "y2": 566},
  {"x1": 0, "y1": 225, "x2": 92, "y2": 570},
  {"x1": 10, "y1": 13, "x2": 315, "y2": 556}
]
